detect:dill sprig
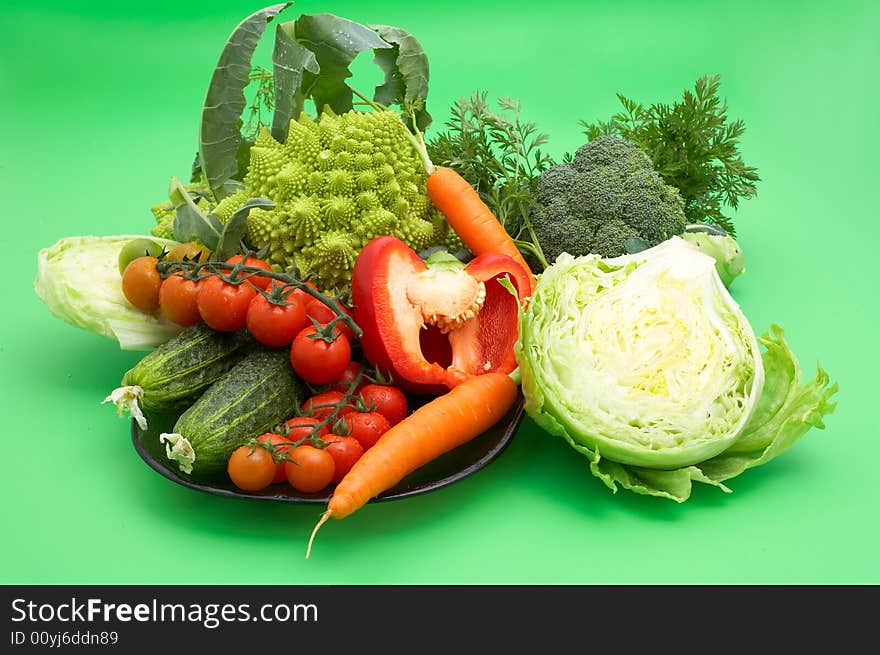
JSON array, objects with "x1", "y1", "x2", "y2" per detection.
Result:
[
  {"x1": 242, "y1": 66, "x2": 276, "y2": 140},
  {"x1": 580, "y1": 75, "x2": 759, "y2": 235},
  {"x1": 426, "y1": 92, "x2": 556, "y2": 260}
]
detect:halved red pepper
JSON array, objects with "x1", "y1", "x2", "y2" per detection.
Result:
[{"x1": 351, "y1": 236, "x2": 530, "y2": 394}]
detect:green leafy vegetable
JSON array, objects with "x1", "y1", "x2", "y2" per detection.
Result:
[
  {"x1": 580, "y1": 75, "x2": 759, "y2": 235},
  {"x1": 517, "y1": 237, "x2": 836, "y2": 501},
  {"x1": 154, "y1": 6, "x2": 454, "y2": 291},
  {"x1": 270, "y1": 22, "x2": 318, "y2": 142},
  {"x1": 371, "y1": 24, "x2": 431, "y2": 132},
  {"x1": 199, "y1": 2, "x2": 292, "y2": 198},
  {"x1": 34, "y1": 235, "x2": 182, "y2": 350},
  {"x1": 293, "y1": 13, "x2": 392, "y2": 114}
]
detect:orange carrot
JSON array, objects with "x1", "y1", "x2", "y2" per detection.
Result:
[
  {"x1": 427, "y1": 166, "x2": 537, "y2": 294},
  {"x1": 307, "y1": 372, "x2": 519, "y2": 557}
]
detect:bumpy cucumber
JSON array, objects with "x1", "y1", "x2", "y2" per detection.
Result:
[
  {"x1": 121, "y1": 323, "x2": 252, "y2": 413},
  {"x1": 161, "y1": 347, "x2": 306, "y2": 480}
]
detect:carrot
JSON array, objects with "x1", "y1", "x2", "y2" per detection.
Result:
[
  {"x1": 306, "y1": 372, "x2": 519, "y2": 557},
  {"x1": 426, "y1": 166, "x2": 537, "y2": 294}
]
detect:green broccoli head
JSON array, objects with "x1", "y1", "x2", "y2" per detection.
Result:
[{"x1": 530, "y1": 135, "x2": 686, "y2": 262}]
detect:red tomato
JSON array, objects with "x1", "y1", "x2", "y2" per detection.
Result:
[
  {"x1": 159, "y1": 274, "x2": 202, "y2": 327},
  {"x1": 328, "y1": 361, "x2": 368, "y2": 393},
  {"x1": 305, "y1": 299, "x2": 335, "y2": 324},
  {"x1": 196, "y1": 276, "x2": 257, "y2": 332},
  {"x1": 358, "y1": 384, "x2": 409, "y2": 426},
  {"x1": 305, "y1": 299, "x2": 356, "y2": 341},
  {"x1": 324, "y1": 435, "x2": 364, "y2": 483},
  {"x1": 289, "y1": 281, "x2": 320, "y2": 305},
  {"x1": 330, "y1": 361, "x2": 370, "y2": 393},
  {"x1": 343, "y1": 411, "x2": 391, "y2": 450},
  {"x1": 246, "y1": 293, "x2": 308, "y2": 347},
  {"x1": 227, "y1": 445, "x2": 275, "y2": 491},
  {"x1": 226, "y1": 254, "x2": 274, "y2": 291},
  {"x1": 121, "y1": 256, "x2": 161, "y2": 312},
  {"x1": 282, "y1": 416, "x2": 330, "y2": 443},
  {"x1": 284, "y1": 445, "x2": 335, "y2": 493},
  {"x1": 257, "y1": 433, "x2": 294, "y2": 484},
  {"x1": 301, "y1": 391, "x2": 356, "y2": 422},
  {"x1": 290, "y1": 326, "x2": 351, "y2": 385}
]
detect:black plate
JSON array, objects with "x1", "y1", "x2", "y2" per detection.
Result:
[{"x1": 131, "y1": 394, "x2": 525, "y2": 504}]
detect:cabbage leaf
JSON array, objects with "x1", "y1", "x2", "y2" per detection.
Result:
[{"x1": 34, "y1": 235, "x2": 182, "y2": 351}]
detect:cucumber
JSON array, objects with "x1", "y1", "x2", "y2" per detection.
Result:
[
  {"x1": 160, "y1": 347, "x2": 306, "y2": 480},
  {"x1": 121, "y1": 323, "x2": 252, "y2": 413}
]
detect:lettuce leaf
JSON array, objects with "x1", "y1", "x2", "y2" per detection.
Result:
[{"x1": 34, "y1": 235, "x2": 183, "y2": 350}]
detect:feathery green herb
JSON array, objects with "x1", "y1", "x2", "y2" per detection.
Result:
[
  {"x1": 580, "y1": 75, "x2": 759, "y2": 235},
  {"x1": 243, "y1": 66, "x2": 276, "y2": 140},
  {"x1": 426, "y1": 92, "x2": 556, "y2": 261}
]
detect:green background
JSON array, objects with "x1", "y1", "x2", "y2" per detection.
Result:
[{"x1": 2, "y1": 0, "x2": 876, "y2": 584}]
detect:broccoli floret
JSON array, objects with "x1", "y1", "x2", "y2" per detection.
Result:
[{"x1": 530, "y1": 135, "x2": 686, "y2": 262}]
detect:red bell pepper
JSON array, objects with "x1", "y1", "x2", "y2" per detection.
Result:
[{"x1": 351, "y1": 236, "x2": 530, "y2": 393}]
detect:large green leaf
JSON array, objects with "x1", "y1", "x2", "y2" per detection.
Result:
[
  {"x1": 198, "y1": 2, "x2": 292, "y2": 197},
  {"x1": 293, "y1": 14, "x2": 391, "y2": 114},
  {"x1": 370, "y1": 24, "x2": 431, "y2": 131},
  {"x1": 270, "y1": 20, "x2": 318, "y2": 142}
]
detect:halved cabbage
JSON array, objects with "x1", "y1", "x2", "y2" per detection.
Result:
[
  {"x1": 519, "y1": 237, "x2": 764, "y2": 469},
  {"x1": 517, "y1": 236, "x2": 837, "y2": 501},
  {"x1": 35, "y1": 235, "x2": 182, "y2": 350}
]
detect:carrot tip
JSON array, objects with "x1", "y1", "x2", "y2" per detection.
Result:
[{"x1": 305, "y1": 509, "x2": 332, "y2": 559}]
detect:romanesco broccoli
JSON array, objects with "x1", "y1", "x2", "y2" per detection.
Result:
[{"x1": 152, "y1": 108, "x2": 457, "y2": 292}]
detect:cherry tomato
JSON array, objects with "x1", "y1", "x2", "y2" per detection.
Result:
[
  {"x1": 257, "y1": 433, "x2": 294, "y2": 484},
  {"x1": 301, "y1": 391, "x2": 356, "y2": 422},
  {"x1": 122, "y1": 256, "x2": 161, "y2": 312},
  {"x1": 304, "y1": 299, "x2": 334, "y2": 323},
  {"x1": 227, "y1": 445, "x2": 275, "y2": 491},
  {"x1": 159, "y1": 274, "x2": 202, "y2": 327},
  {"x1": 282, "y1": 416, "x2": 330, "y2": 443},
  {"x1": 305, "y1": 299, "x2": 355, "y2": 340},
  {"x1": 166, "y1": 241, "x2": 212, "y2": 264},
  {"x1": 290, "y1": 326, "x2": 351, "y2": 385},
  {"x1": 289, "y1": 281, "x2": 319, "y2": 305},
  {"x1": 196, "y1": 276, "x2": 257, "y2": 332},
  {"x1": 358, "y1": 384, "x2": 409, "y2": 426},
  {"x1": 324, "y1": 435, "x2": 364, "y2": 483},
  {"x1": 328, "y1": 361, "x2": 367, "y2": 393},
  {"x1": 284, "y1": 445, "x2": 335, "y2": 493},
  {"x1": 226, "y1": 254, "x2": 273, "y2": 291},
  {"x1": 246, "y1": 293, "x2": 308, "y2": 347},
  {"x1": 343, "y1": 411, "x2": 391, "y2": 450}
]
